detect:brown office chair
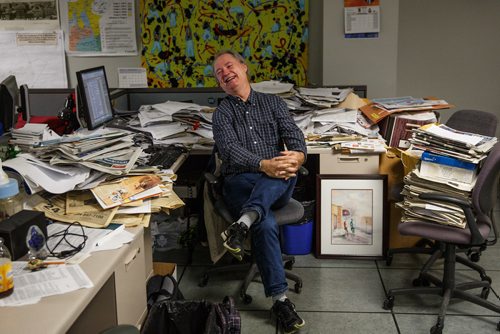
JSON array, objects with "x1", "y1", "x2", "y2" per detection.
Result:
[
  {"x1": 198, "y1": 151, "x2": 304, "y2": 304},
  {"x1": 383, "y1": 142, "x2": 500, "y2": 333},
  {"x1": 386, "y1": 109, "x2": 498, "y2": 270}
]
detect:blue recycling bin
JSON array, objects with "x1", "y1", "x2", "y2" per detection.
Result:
[{"x1": 281, "y1": 219, "x2": 314, "y2": 255}]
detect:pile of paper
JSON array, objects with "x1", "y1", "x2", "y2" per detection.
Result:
[
  {"x1": 296, "y1": 87, "x2": 353, "y2": 108},
  {"x1": 409, "y1": 124, "x2": 497, "y2": 164},
  {"x1": 9, "y1": 123, "x2": 60, "y2": 149},
  {"x1": 252, "y1": 81, "x2": 382, "y2": 149},
  {"x1": 397, "y1": 124, "x2": 498, "y2": 229},
  {"x1": 397, "y1": 170, "x2": 472, "y2": 228},
  {"x1": 360, "y1": 96, "x2": 452, "y2": 124},
  {"x1": 129, "y1": 101, "x2": 215, "y2": 148},
  {"x1": 33, "y1": 173, "x2": 184, "y2": 229}
]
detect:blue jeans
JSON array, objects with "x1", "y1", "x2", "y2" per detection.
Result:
[{"x1": 223, "y1": 173, "x2": 297, "y2": 297}]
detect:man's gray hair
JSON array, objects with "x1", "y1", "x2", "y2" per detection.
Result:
[{"x1": 212, "y1": 50, "x2": 247, "y2": 77}]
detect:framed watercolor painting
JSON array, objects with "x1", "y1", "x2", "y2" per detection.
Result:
[{"x1": 315, "y1": 174, "x2": 388, "y2": 259}]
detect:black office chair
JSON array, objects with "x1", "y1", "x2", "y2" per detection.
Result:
[
  {"x1": 386, "y1": 109, "x2": 498, "y2": 268},
  {"x1": 198, "y1": 152, "x2": 305, "y2": 304},
  {"x1": 383, "y1": 142, "x2": 500, "y2": 333}
]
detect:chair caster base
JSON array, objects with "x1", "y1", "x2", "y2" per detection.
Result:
[
  {"x1": 198, "y1": 274, "x2": 209, "y2": 287},
  {"x1": 481, "y1": 287, "x2": 490, "y2": 299},
  {"x1": 383, "y1": 296, "x2": 394, "y2": 310},
  {"x1": 430, "y1": 322, "x2": 443, "y2": 334},
  {"x1": 413, "y1": 276, "x2": 431, "y2": 287},
  {"x1": 294, "y1": 282, "x2": 302, "y2": 293},
  {"x1": 240, "y1": 293, "x2": 252, "y2": 304}
]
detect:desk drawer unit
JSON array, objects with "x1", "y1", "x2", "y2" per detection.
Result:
[
  {"x1": 114, "y1": 230, "x2": 148, "y2": 327},
  {"x1": 319, "y1": 153, "x2": 380, "y2": 174}
]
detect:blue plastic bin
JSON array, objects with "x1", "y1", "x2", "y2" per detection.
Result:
[{"x1": 281, "y1": 219, "x2": 314, "y2": 255}]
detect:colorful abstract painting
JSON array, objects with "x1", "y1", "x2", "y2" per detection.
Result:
[{"x1": 140, "y1": 0, "x2": 309, "y2": 88}]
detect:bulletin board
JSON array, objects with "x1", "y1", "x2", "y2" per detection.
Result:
[{"x1": 140, "y1": 0, "x2": 309, "y2": 88}]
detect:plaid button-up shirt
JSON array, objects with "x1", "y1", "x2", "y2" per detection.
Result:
[{"x1": 213, "y1": 89, "x2": 307, "y2": 176}]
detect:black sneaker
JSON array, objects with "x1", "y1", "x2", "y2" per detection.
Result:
[
  {"x1": 271, "y1": 299, "x2": 305, "y2": 334},
  {"x1": 221, "y1": 222, "x2": 248, "y2": 261}
]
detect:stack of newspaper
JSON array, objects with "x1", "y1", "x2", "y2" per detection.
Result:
[
  {"x1": 129, "y1": 100, "x2": 215, "y2": 148},
  {"x1": 409, "y1": 123, "x2": 497, "y2": 164},
  {"x1": 9, "y1": 123, "x2": 60, "y2": 149},
  {"x1": 371, "y1": 96, "x2": 449, "y2": 113},
  {"x1": 397, "y1": 170, "x2": 471, "y2": 228},
  {"x1": 296, "y1": 87, "x2": 353, "y2": 108},
  {"x1": 397, "y1": 124, "x2": 498, "y2": 229},
  {"x1": 32, "y1": 173, "x2": 184, "y2": 229},
  {"x1": 19, "y1": 128, "x2": 143, "y2": 175},
  {"x1": 3, "y1": 127, "x2": 160, "y2": 196},
  {"x1": 251, "y1": 81, "x2": 381, "y2": 148}
]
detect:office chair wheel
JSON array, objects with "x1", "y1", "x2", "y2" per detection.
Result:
[
  {"x1": 198, "y1": 274, "x2": 209, "y2": 287},
  {"x1": 416, "y1": 238, "x2": 435, "y2": 248},
  {"x1": 497, "y1": 321, "x2": 500, "y2": 331},
  {"x1": 480, "y1": 287, "x2": 490, "y2": 300},
  {"x1": 481, "y1": 275, "x2": 492, "y2": 284},
  {"x1": 284, "y1": 260, "x2": 295, "y2": 270},
  {"x1": 240, "y1": 293, "x2": 252, "y2": 304},
  {"x1": 469, "y1": 252, "x2": 481, "y2": 262},
  {"x1": 413, "y1": 277, "x2": 430, "y2": 287},
  {"x1": 294, "y1": 282, "x2": 302, "y2": 293},
  {"x1": 430, "y1": 322, "x2": 443, "y2": 334},
  {"x1": 382, "y1": 296, "x2": 394, "y2": 310},
  {"x1": 385, "y1": 254, "x2": 393, "y2": 266}
]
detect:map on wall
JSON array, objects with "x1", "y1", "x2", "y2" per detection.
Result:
[
  {"x1": 61, "y1": 0, "x2": 138, "y2": 56},
  {"x1": 140, "y1": 0, "x2": 309, "y2": 88}
]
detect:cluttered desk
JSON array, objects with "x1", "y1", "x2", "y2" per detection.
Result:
[
  {"x1": 4, "y1": 63, "x2": 495, "y2": 334},
  {"x1": 0, "y1": 67, "x2": 190, "y2": 333}
]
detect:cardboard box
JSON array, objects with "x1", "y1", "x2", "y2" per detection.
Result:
[
  {"x1": 400, "y1": 149, "x2": 420, "y2": 176},
  {"x1": 388, "y1": 203, "x2": 420, "y2": 249},
  {"x1": 379, "y1": 150, "x2": 421, "y2": 248},
  {"x1": 379, "y1": 148, "x2": 405, "y2": 202}
]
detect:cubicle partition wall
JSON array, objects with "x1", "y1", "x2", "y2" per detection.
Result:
[
  {"x1": 110, "y1": 88, "x2": 227, "y2": 111},
  {"x1": 27, "y1": 89, "x2": 74, "y2": 117},
  {"x1": 110, "y1": 85, "x2": 367, "y2": 111},
  {"x1": 27, "y1": 86, "x2": 367, "y2": 116}
]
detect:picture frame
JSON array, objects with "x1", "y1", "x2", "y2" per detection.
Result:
[{"x1": 315, "y1": 174, "x2": 388, "y2": 259}]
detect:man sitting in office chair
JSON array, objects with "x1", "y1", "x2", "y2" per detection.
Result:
[{"x1": 212, "y1": 50, "x2": 307, "y2": 334}]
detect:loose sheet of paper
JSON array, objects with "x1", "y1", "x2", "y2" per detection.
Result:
[{"x1": 0, "y1": 264, "x2": 93, "y2": 307}]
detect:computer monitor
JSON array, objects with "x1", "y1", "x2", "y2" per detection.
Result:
[
  {"x1": 18, "y1": 84, "x2": 30, "y2": 123},
  {"x1": 0, "y1": 75, "x2": 19, "y2": 134},
  {"x1": 75, "y1": 66, "x2": 114, "y2": 130}
]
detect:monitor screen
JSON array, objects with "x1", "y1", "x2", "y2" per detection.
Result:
[
  {"x1": 0, "y1": 75, "x2": 19, "y2": 134},
  {"x1": 75, "y1": 66, "x2": 114, "y2": 130}
]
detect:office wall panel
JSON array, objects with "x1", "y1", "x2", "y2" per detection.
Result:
[
  {"x1": 322, "y1": 1, "x2": 399, "y2": 99},
  {"x1": 397, "y1": 0, "x2": 500, "y2": 140}
]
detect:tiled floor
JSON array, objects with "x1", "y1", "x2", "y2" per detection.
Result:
[{"x1": 154, "y1": 242, "x2": 500, "y2": 334}]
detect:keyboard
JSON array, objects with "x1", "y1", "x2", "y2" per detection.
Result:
[{"x1": 148, "y1": 145, "x2": 187, "y2": 169}]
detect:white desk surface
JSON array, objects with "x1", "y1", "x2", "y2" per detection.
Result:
[{"x1": 0, "y1": 226, "x2": 144, "y2": 334}]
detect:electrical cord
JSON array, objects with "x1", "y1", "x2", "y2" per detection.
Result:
[{"x1": 46, "y1": 222, "x2": 88, "y2": 259}]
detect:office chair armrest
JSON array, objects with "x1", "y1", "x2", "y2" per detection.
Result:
[
  {"x1": 204, "y1": 172, "x2": 219, "y2": 184},
  {"x1": 298, "y1": 166, "x2": 309, "y2": 176},
  {"x1": 419, "y1": 192, "x2": 484, "y2": 245}
]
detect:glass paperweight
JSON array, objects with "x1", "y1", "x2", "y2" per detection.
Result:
[{"x1": 26, "y1": 225, "x2": 48, "y2": 260}]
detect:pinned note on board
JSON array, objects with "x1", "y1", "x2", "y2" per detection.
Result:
[{"x1": 118, "y1": 68, "x2": 148, "y2": 88}]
